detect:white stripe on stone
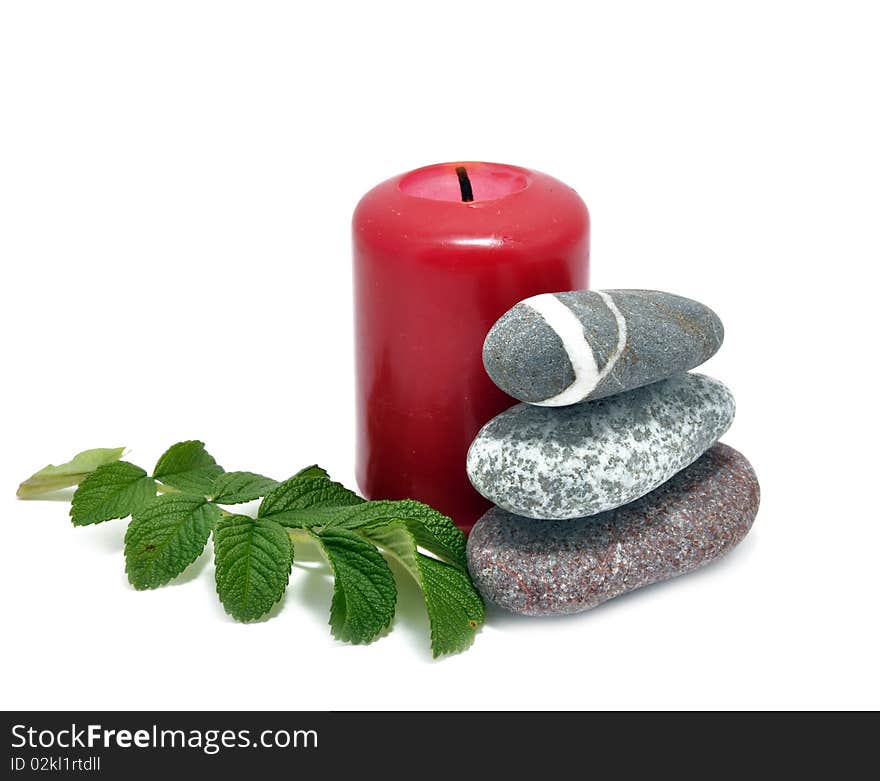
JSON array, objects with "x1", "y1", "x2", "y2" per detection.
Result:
[
  {"x1": 523, "y1": 291, "x2": 627, "y2": 407},
  {"x1": 596, "y1": 290, "x2": 628, "y2": 383},
  {"x1": 522, "y1": 293, "x2": 599, "y2": 406}
]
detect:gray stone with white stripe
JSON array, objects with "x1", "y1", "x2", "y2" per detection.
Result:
[
  {"x1": 482, "y1": 289, "x2": 724, "y2": 406},
  {"x1": 483, "y1": 304, "x2": 575, "y2": 403}
]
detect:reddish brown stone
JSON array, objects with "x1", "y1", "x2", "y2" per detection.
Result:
[{"x1": 466, "y1": 442, "x2": 759, "y2": 615}]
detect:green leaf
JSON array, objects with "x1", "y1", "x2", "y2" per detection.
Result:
[
  {"x1": 124, "y1": 494, "x2": 219, "y2": 589},
  {"x1": 258, "y1": 471, "x2": 364, "y2": 527},
  {"x1": 210, "y1": 471, "x2": 278, "y2": 504},
  {"x1": 70, "y1": 461, "x2": 156, "y2": 526},
  {"x1": 361, "y1": 523, "x2": 484, "y2": 657},
  {"x1": 17, "y1": 447, "x2": 126, "y2": 498},
  {"x1": 316, "y1": 528, "x2": 396, "y2": 645},
  {"x1": 152, "y1": 440, "x2": 224, "y2": 494},
  {"x1": 214, "y1": 514, "x2": 293, "y2": 622},
  {"x1": 325, "y1": 499, "x2": 468, "y2": 570},
  {"x1": 396, "y1": 500, "x2": 468, "y2": 570},
  {"x1": 417, "y1": 554, "x2": 485, "y2": 658},
  {"x1": 291, "y1": 465, "x2": 330, "y2": 481}
]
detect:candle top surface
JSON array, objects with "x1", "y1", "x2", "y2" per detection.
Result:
[
  {"x1": 399, "y1": 162, "x2": 531, "y2": 203},
  {"x1": 354, "y1": 162, "x2": 589, "y2": 255}
]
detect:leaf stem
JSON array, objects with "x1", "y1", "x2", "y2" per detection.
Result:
[{"x1": 287, "y1": 528, "x2": 316, "y2": 544}]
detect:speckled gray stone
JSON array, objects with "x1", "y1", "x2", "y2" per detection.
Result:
[
  {"x1": 466, "y1": 373, "x2": 734, "y2": 519},
  {"x1": 483, "y1": 289, "x2": 724, "y2": 406},
  {"x1": 467, "y1": 442, "x2": 759, "y2": 616}
]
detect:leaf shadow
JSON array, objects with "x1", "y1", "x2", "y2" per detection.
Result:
[
  {"x1": 287, "y1": 540, "x2": 433, "y2": 654},
  {"x1": 169, "y1": 547, "x2": 213, "y2": 586},
  {"x1": 86, "y1": 520, "x2": 128, "y2": 554},
  {"x1": 384, "y1": 556, "x2": 432, "y2": 651},
  {"x1": 293, "y1": 559, "x2": 334, "y2": 617},
  {"x1": 287, "y1": 535, "x2": 343, "y2": 629}
]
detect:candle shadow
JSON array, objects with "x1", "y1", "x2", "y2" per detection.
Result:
[{"x1": 481, "y1": 530, "x2": 759, "y2": 627}]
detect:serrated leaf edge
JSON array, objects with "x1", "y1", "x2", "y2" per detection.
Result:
[
  {"x1": 213, "y1": 515, "x2": 294, "y2": 623},
  {"x1": 313, "y1": 528, "x2": 397, "y2": 646},
  {"x1": 69, "y1": 461, "x2": 155, "y2": 526},
  {"x1": 359, "y1": 523, "x2": 483, "y2": 658},
  {"x1": 123, "y1": 494, "x2": 217, "y2": 590},
  {"x1": 209, "y1": 471, "x2": 278, "y2": 505}
]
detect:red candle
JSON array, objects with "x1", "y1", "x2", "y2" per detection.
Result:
[{"x1": 353, "y1": 162, "x2": 589, "y2": 532}]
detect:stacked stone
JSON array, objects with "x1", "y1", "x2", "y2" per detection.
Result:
[{"x1": 465, "y1": 290, "x2": 760, "y2": 615}]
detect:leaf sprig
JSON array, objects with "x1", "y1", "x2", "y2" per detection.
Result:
[{"x1": 17, "y1": 442, "x2": 483, "y2": 657}]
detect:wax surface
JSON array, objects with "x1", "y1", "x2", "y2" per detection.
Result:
[
  {"x1": 353, "y1": 162, "x2": 589, "y2": 532},
  {"x1": 399, "y1": 161, "x2": 530, "y2": 202}
]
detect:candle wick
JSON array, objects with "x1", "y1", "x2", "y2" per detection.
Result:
[{"x1": 455, "y1": 166, "x2": 474, "y2": 202}]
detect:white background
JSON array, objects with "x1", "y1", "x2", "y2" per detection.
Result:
[{"x1": 1, "y1": 1, "x2": 878, "y2": 710}]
